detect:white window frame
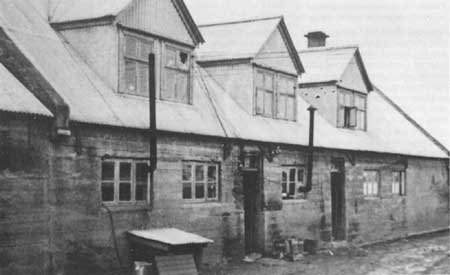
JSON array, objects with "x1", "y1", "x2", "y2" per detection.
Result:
[
  {"x1": 121, "y1": 32, "x2": 154, "y2": 97},
  {"x1": 281, "y1": 166, "x2": 305, "y2": 200},
  {"x1": 101, "y1": 159, "x2": 150, "y2": 204},
  {"x1": 182, "y1": 162, "x2": 220, "y2": 202},
  {"x1": 363, "y1": 170, "x2": 380, "y2": 197},
  {"x1": 277, "y1": 75, "x2": 296, "y2": 121},
  {"x1": 255, "y1": 69, "x2": 275, "y2": 117},
  {"x1": 161, "y1": 43, "x2": 192, "y2": 104},
  {"x1": 255, "y1": 69, "x2": 297, "y2": 121}
]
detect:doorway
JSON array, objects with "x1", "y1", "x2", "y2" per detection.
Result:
[
  {"x1": 331, "y1": 172, "x2": 346, "y2": 241},
  {"x1": 243, "y1": 170, "x2": 260, "y2": 254}
]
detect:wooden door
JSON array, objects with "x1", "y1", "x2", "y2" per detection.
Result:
[
  {"x1": 243, "y1": 171, "x2": 259, "y2": 254},
  {"x1": 331, "y1": 172, "x2": 346, "y2": 241}
]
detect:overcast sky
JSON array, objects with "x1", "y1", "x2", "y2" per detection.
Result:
[{"x1": 185, "y1": 0, "x2": 449, "y2": 149}]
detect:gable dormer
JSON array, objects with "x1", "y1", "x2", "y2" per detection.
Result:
[
  {"x1": 298, "y1": 35, "x2": 372, "y2": 131},
  {"x1": 50, "y1": 0, "x2": 203, "y2": 104},
  {"x1": 197, "y1": 16, "x2": 303, "y2": 121}
]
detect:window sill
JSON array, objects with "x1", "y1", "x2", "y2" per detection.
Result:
[
  {"x1": 181, "y1": 200, "x2": 222, "y2": 207},
  {"x1": 255, "y1": 114, "x2": 296, "y2": 122},
  {"x1": 283, "y1": 198, "x2": 308, "y2": 204},
  {"x1": 101, "y1": 202, "x2": 150, "y2": 212},
  {"x1": 363, "y1": 196, "x2": 380, "y2": 201}
]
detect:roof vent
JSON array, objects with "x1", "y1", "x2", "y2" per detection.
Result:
[{"x1": 305, "y1": 31, "x2": 329, "y2": 48}]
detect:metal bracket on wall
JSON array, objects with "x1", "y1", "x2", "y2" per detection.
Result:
[
  {"x1": 258, "y1": 145, "x2": 280, "y2": 163},
  {"x1": 344, "y1": 152, "x2": 356, "y2": 166}
]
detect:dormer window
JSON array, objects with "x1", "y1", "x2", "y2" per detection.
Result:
[
  {"x1": 162, "y1": 45, "x2": 191, "y2": 104},
  {"x1": 255, "y1": 69, "x2": 296, "y2": 121},
  {"x1": 338, "y1": 89, "x2": 366, "y2": 130},
  {"x1": 123, "y1": 34, "x2": 154, "y2": 96}
]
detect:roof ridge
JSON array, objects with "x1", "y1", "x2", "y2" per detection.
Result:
[
  {"x1": 198, "y1": 15, "x2": 282, "y2": 28},
  {"x1": 298, "y1": 45, "x2": 359, "y2": 53}
]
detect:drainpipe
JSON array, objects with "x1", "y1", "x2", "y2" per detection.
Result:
[
  {"x1": 298, "y1": 106, "x2": 316, "y2": 193},
  {"x1": 148, "y1": 53, "x2": 157, "y2": 207}
]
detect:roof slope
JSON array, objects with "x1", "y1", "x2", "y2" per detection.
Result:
[
  {"x1": 0, "y1": 63, "x2": 52, "y2": 117},
  {"x1": 49, "y1": 0, "x2": 204, "y2": 44},
  {"x1": 0, "y1": 0, "x2": 446, "y2": 159},
  {"x1": 200, "y1": 67, "x2": 448, "y2": 159},
  {"x1": 299, "y1": 46, "x2": 372, "y2": 91},
  {"x1": 50, "y1": 0, "x2": 132, "y2": 23},
  {"x1": 197, "y1": 17, "x2": 281, "y2": 61},
  {"x1": 0, "y1": 0, "x2": 222, "y2": 136},
  {"x1": 197, "y1": 16, "x2": 303, "y2": 74}
]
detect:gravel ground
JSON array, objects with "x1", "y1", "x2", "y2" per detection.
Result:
[{"x1": 202, "y1": 232, "x2": 450, "y2": 275}]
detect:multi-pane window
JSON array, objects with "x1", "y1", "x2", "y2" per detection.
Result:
[
  {"x1": 392, "y1": 171, "x2": 406, "y2": 196},
  {"x1": 277, "y1": 76, "x2": 296, "y2": 120},
  {"x1": 363, "y1": 170, "x2": 380, "y2": 196},
  {"x1": 256, "y1": 71, "x2": 275, "y2": 117},
  {"x1": 281, "y1": 167, "x2": 305, "y2": 199},
  {"x1": 354, "y1": 94, "x2": 366, "y2": 130},
  {"x1": 123, "y1": 34, "x2": 153, "y2": 96},
  {"x1": 162, "y1": 46, "x2": 191, "y2": 104},
  {"x1": 338, "y1": 90, "x2": 367, "y2": 130},
  {"x1": 101, "y1": 160, "x2": 149, "y2": 203},
  {"x1": 256, "y1": 70, "x2": 296, "y2": 120},
  {"x1": 182, "y1": 162, "x2": 219, "y2": 201}
]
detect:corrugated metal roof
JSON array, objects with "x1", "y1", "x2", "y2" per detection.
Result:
[
  {"x1": 0, "y1": 63, "x2": 52, "y2": 117},
  {"x1": 0, "y1": 0, "x2": 224, "y2": 136},
  {"x1": 129, "y1": 228, "x2": 213, "y2": 246},
  {"x1": 197, "y1": 17, "x2": 281, "y2": 62},
  {"x1": 200, "y1": 67, "x2": 448, "y2": 159},
  {"x1": 50, "y1": 0, "x2": 132, "y2": 23},
  {"x1": 299, "y1": 46, "x2": 357, "y2": 84},
  {"x1": 0, "y1": 0, "x2": 446, "y2": 159}
]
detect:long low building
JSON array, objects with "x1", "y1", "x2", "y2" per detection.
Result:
[{"x1": 0, "y1": 0, "x2": 448, "y2": 274}]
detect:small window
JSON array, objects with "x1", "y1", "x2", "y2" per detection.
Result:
[
  {"x1": 282, "y1": 167, "x2": 305, "y2": 200},
  {"x1": 162, "y1": 46, "x2": 191, "y2": 104},
  {"x1": 392, "y1": 171, "x2": 406, "y2": 196},
  {"x1": 101, "y1": 160, "x2": 149, "y2": 203},
  {"x1": 182, "y1": 162, "x2": 219, "y2": 201},
  {"x1": 122, "y1": 34, "x2": 154, "y2": 96},
  {"x1": 363, "y1": 170, "x2": 380, "y2": 197},
  {"x1": 338, "y1": 90, "x2": 366, "y2": 130}
]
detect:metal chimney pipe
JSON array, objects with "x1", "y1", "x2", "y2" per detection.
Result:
[
  {"x1": 149, "y1": 53, "x2": 157, "y2": 172},
  {"x1": 299, "y1": 106, "x2": 316, "y2": 193}
]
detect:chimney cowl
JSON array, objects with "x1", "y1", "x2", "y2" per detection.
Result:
[{"x1": 305, "y1": 31, "x2": 329, "y2": 48}]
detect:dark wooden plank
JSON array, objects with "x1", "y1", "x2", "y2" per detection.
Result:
[{"x1": 155, "y1": 255, "x2": 198, "y2": 275}]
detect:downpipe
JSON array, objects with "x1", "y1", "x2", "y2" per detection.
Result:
[{"x1": 298, "y1": 106, "x2": 316, "y2": 193}]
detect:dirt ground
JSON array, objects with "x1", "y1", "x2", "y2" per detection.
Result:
[{"x1": 202, "y1": 232, "x2": 450, "y2": 275}]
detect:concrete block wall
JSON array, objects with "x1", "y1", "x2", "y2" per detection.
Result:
[
  {"x1": 0, "y1": 114, "x2": 53, "y2": 274},
  {"x1": 259, "y1": 148, "x2": 449, "y2": 252},
  {"x1": 1, "y1": 113, "x2": 448, "y2": 274},
  {"x1": 0, "y1": 115, "x2": 244, "y2": 274}
]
